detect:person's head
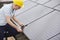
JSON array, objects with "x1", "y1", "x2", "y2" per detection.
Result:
[{"x1": 13, "y1": 0, "x2": 24, "y2": 10}]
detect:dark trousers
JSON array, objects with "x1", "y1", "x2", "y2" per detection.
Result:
[{"x1": 0, "y1": 24, "x2": 19, "y2": 40}]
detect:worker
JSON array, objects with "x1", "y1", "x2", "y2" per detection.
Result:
[{"x1": 0, "y1": 0, "x2": 25, "y2": 40}]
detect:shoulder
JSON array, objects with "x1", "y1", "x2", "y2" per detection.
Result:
[
  {"x1": 0, "y1": 3, "x2": 13, "y2": 16},
  {"x1": 1, "y1": 3, "x2": 13, "y2": 10}
]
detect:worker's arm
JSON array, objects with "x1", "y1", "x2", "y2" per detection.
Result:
[
  {"x1": 6, "y1": 16, "x2": 23, "y2": 32},
  {"x1": 13, "y1": 15, "x2": 24, "y2": 26}
]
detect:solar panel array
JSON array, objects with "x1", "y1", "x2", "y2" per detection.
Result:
[{"x1": 14, "y1": 0, "x2": 60, "y2": 40}]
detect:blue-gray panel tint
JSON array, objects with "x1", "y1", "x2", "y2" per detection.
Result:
[
  {"x1": 54, "y1": 5, "x2": 60, "y2": 10},
  {"x1": 24, "y1": 11, "x2": 60, "y2": 40},
  {"x1": 31, "y1": 0, "x2": 39, "y2": 1},
  {"x1": 37, "y1": 0, "x2": 51, "y2": 4},
  {"x1": 44, "y1": 0, "x2": 60, "y2": 8},
  {"x1": 50, "y1": 33, "x2": 60, "y2": 40},
  {"x1": 16, "y1": 5, "x2": 53, "y2": 25}
]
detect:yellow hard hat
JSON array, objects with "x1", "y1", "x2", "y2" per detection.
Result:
[{"x1": 13, "y1": 0, "x2": 24, "y2": 7}]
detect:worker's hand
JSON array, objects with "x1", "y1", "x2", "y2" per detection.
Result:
[
  {"x1": 20, "y1": 24, "x2": 24, "y2": 27},
  {"x1": 21, "y1": 25, "x2": 26, "y2": 30},
  {"x1": 19, "y1": 24, "x2": 28, "y2": 31},
  {"x1": 17, "y1": 28, "x2": 23, "y2": 32},
  {"x1": 20, "y1": 24, "x2": 27, "y2": 30},
  {"x1": 20, "y1": 24, "x2": 24, "y2": 29},
  {"x1": 15, "y1": 26, "x2": 23, "y2": 32}
]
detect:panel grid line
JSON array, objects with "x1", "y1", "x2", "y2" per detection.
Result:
[
  {"x1": 53, "y1": 4, "x2": 60, "y2": 8},
  {"x1": 43, "y1": 0, "x2": 52, "y2": 4},
  {"x1": 29, "y1": 0, "x2": 60, "y2": 12},
  {"x1": 25, "y1": 10, "x2": 55, "y2": 26},
  {"x1": 16, "y1": 4, "x2": 39, "y2": 16},
  {"x1": 47, "y1": 32, "x2": 60, "y2": 40}
]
